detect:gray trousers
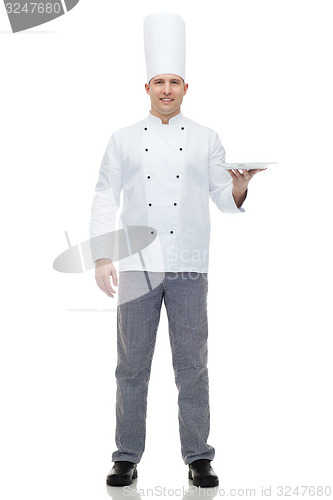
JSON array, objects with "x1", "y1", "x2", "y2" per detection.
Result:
[{"x1": 111, "y1": 271, "x2": 215, "y2": 465}]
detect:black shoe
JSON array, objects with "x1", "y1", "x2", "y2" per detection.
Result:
[
  {"x1": 106, "y1": 461, "x2": 137, "y2": 486},
  {"x1": 188, "y1": 459, "x2": 219, "y2": 487}
]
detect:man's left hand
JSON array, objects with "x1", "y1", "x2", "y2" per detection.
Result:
[
  {"x1": 228, "y1": 168, "x2": 266, "y2": 208},
  {"x1": 228, "y1": 168, "x2": 266, "y2": 191}
]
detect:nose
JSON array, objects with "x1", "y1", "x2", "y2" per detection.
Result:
[{"x1": 163, "y1": 83, "x2": 171, "y2": 95}]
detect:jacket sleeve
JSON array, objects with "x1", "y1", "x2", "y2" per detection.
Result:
[
  {"x1": 208, "y1": 131, "x2": 245, "y2": 213},
  {"x1": 89, "y1": 133, "x2": 123, "y2": 262}
]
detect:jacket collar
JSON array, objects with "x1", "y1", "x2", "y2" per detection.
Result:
[{"x1": 147, "y1": 111, "x2": 184, "y2": 126}]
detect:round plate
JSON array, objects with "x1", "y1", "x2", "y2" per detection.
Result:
[{"x1": 222, "y1": 162, "x2": 278, "y2": 170}]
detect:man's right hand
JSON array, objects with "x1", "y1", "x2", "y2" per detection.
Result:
[{"x1": 94, "y1": 258, "x2": 118, "y2": 298}]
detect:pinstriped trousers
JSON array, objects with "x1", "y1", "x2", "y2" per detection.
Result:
[{"x1": 111, "y1": 271, "x2": 215, "y2": 465}]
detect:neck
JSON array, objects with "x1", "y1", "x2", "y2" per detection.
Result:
[{"x1": 150, "y1": 107, "x2": 181, "y2": 124}]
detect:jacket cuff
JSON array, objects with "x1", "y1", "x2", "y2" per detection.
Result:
[
  {"x1": 89, "y1": 233, "x2": 115, "y2": 263},
  {"x1": 219, "y1": 184, "x2": 246, "y2": 213}
]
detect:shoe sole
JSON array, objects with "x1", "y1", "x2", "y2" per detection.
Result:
[{"x1": 106, "y1": 468, "x2": 137, "y2": 486}]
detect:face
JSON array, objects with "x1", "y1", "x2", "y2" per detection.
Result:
[{"x1": 145, "y1": 74, "x2": 188, "y2": 120}]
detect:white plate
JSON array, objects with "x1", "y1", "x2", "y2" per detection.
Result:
[{"x1": 222, "y1": 162, "x2": 278, "y2": 170}]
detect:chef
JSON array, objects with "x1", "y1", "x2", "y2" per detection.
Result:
[{"x1": 89, "y1": 12, "x2": 264, "y2": 488}]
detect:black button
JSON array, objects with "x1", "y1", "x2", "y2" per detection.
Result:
[
  {"x1": 145, "y1": 148, "x2": 148, "y2": 151},
  {"x1": 174, "y1": 203, "x2": 177, "y2": 206},
  {"x1": 149, "y1": 203, "x2": 152, "y2": 206},
  {"x1": 181, "y1": 127, "x2": 184, "y2": 130},
  {"x1": 176, "y1": 175, "x2": 179, "y2": 178},
  {"x1": 147, "y1": 175, "x2": 150, "y2": 179},
  {"x1": 151, "y1": 231, "x2": 154, "y2": 234},
  {"x1": 144, "y1": 127, "x2": 147, "y2": 130},
  {"x1": 170, "y1": 230, "x2": 174, "y2": 234},
  {"x1": 179, "y1": 148, "x2": 183, "y2": 151}
]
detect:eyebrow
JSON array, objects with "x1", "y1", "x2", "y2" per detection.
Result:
[{"x1": 152, "y1": 78, "x2": 182, "y2": 83}]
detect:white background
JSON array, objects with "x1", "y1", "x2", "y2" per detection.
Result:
[{"x1": 1, "y1": 0, "x2": 332, "y2": 498}]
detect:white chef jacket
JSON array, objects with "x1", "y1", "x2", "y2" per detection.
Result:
[{"x1": 89, "y1": 111, "x2": 245, "y2": 273}]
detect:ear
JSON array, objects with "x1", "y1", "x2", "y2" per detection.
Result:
[
  {"x1": 183, "y1": 83, "x2": 189, "y2": 95},
  {"x1": 145, "y1": 83, "x2": 150, "y2": 95}
]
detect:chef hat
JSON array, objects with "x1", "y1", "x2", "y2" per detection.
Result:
[{"x1": 144, "y1": 12, "x2": 186, "y2": 83}]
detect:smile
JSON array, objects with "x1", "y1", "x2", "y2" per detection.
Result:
[{"x1": 161, "y1": 98, "x2": 173, "y2": 102}]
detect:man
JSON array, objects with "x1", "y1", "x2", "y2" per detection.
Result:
[{"x1": 89, "y1": 12, "x2": 264, "y2": 488}]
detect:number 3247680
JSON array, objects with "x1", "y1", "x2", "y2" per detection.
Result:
[{"x1": 5, "y1": 3, "x2": 62, "y2": 14}]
